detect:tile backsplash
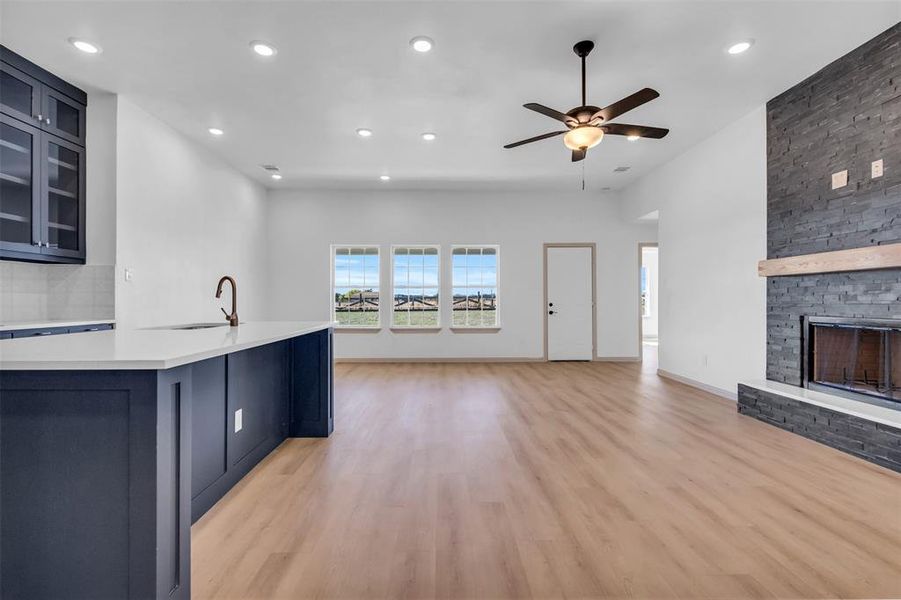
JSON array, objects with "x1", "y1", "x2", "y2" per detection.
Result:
[{"x1": 0, "y1": 262, "x2": 115, "y2": 323}]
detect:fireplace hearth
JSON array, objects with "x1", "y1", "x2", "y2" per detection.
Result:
[{"x1": 804, "y1": 316, "x2": 901, "y2": 407}]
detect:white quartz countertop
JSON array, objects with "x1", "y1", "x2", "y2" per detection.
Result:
[
  {"x1": 0, "y1": 319, "x2": 116, "y2": 332},
  {"x1": 0, "y1": 321, "x2": 333, "y2": 370}
]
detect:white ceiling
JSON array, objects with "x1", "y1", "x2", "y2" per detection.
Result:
[{"x1": 2, "y1": 1, "x2": 898, "y2": 192}]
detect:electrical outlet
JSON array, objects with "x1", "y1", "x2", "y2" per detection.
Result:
[
  {"x1": 124, "y1": 268, "x2": 134, "y2": 282},
  {"x1": 831, "y1": 170, "x2": 848, "y2": 190},
  {"x1": 234, "y1": 409, "x2": 243, "y2": 433},
  {"x1": 872, "y1": 159, "x2": 884, "y2": 179}
]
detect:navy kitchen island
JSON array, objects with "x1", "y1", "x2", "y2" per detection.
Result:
[{"x1": 0, "y1": 322, "x2": 333, "y2": 600}]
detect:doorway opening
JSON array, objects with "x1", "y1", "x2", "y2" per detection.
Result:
[{"x1": 639, "y1": 243, "x2": 658, "y2": 368}]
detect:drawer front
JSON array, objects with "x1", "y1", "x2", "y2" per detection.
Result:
[
  {"x1": 68, "y1": 323, "x2": 113, "y2": 333},
  {"x1": 10, "y1": 326, "x2": 69, "y2": 338}
]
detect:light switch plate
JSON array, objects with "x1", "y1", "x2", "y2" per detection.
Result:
[
  {"x1": 124, "y1": 268, "x2": 134, "y2": 282},
  {"x1": 234, "y1": 408, "x2": 243, "y2": 433},
  {"x1": 831, "y1": 170, "x2": 848, "y2": 190},
  {"x1": 872, "y1": 159, "x2": 884, "y2": 178}
]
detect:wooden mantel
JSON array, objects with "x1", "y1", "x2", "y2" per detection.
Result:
[{"x1": 758, "y1": 242, "x2": 901, "y2": 277}]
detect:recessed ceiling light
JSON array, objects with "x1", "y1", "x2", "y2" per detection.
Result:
[
  {"x1": 727, "y1": 39, "x2": 754, "y2": 55},
  {"x1": 271, "y1": 173, "x2": 282, "y2": 180},
  {"x1": 626, "y1": 135, "x2": 640, "y2": 142},
  {"x1": 410, "y1": 36, "x2": 434, "y2": 53},
  {"x1": 68, "y1": 38, "x2": 101, "y2": 54},
  {"x1": 379, "y1": 175, "x2": 391, "y2": 181},
  {"x1": 421, "y1": 132, "x2": 436, "y2": 141},
  {"x1": 356, "y1": 128, "x2": 373, "y2": 137},
  {"x1": 250, "y1": 41, "x2": 277, "y2": 57},
  {"x1": 208, "y1": 127, "x2": 224, "y2": 136}
]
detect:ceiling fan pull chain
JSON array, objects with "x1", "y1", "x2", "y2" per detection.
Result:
[{"x1": 582, "y1": 161, "x2": 586, "y2": 191}]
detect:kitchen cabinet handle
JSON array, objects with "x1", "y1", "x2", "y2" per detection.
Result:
[
  {"x1": 36, "y1": 113, "x2": 43, "y2": 122},
  {"x1": 45, "y1": 117, "x2": 51, "y2": 125}
]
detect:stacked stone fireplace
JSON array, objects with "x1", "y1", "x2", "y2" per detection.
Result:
[{"x1": 737, "y1": 23, "x2": 901, "y2": 473}]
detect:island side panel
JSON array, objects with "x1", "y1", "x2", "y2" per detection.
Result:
[
  {"x1": 0, "y1": 370, "x2": 159, "y2": 600},
  {"x1": 290, "y1": 328, "x2": 334, "y2": 437},
  {"x1": 156, "y1": 366, "x2": 192, "y2": 600},
  {"x1": 191, "y1": 341, "x2": 290, "y2": 523}
]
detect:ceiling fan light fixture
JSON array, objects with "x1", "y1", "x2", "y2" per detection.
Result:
[
  {"x1": 626, "y1": 134, "x2": 640, "y2": 141},
  {"x1": 563, "y1": 126, "x2": 604, "y2": 151}
]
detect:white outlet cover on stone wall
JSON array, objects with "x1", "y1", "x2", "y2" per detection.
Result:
[
  {"x1": 831, "y1": 170, "x2": 848, "y2": 190},
  {"x1": 872, "y1": 159, "x2": 884, "y2": 178}
]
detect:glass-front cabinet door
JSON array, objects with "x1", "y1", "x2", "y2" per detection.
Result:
[
  {"x1": 42, "y1": 87, "x2": 85, "y2": 146},
  {"x1": 0, "y1": 63, "x2": 40, "y2": 125},
  {"x1": 41, "y1": 134, "x2": 84, "y2": 259},
  {"x1": 0, "y1": 114, "x2": 40, "y2": 253}
]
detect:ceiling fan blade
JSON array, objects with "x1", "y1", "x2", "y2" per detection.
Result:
[
  {"x1": 503, "y1": 130, "x2": 566, "y2": 149},
  {"x1": 571, "y1": 148, "x2": 586, "y2": 162},
  {"x1": 602, "y1": 123, "x2": 669, "y2": 139},
  {"x1": 524, "y1": 103, "x2": 577, "y2": 126},
  {"x1": 592, "y1": 88, "x2": 659, "y2": 123}
]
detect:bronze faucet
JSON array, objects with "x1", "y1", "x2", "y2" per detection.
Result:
[{"x1": 215, "y1": 276, "x2": 239, "y2": 326}]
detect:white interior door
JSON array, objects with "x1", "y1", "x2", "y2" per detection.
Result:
[{"x1": 546, "y1": 246, "x2": 594, "y2": 361}]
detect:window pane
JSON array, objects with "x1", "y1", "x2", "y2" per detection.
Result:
[
  {"x1": 392, "y1": 246, "x2": 439, "y2": 327},
  {"x1": 451, "y1": 247, "x2": 498, "y2": 327},
  {"x1": 334, "y1": 247, "x2": 379, "y2": 327},
  {"x1": 423, "y1": 268, "x2": 439, "y2": 288}
]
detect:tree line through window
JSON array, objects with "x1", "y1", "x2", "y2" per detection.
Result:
[{"x1": 332, "y1": 245, "x2": 498, "y2": 329}]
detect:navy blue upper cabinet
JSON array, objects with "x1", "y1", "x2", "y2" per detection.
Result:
[{"x1": 0, "y1": 45, "x2": 86, "y2": 264}]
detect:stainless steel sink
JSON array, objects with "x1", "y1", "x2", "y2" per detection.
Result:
[{"x1": 145, "y1": 322, "x2": 231, "y2": 330}]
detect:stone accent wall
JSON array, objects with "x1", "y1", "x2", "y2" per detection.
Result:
[
  {"x1": 738, "y1": 385, "x2": 901, "y2": 473},
  {"x1": 767, "y1": 270, "x2": 901, "y2": 384},
  {"x1": 765, "y1": 24, "x2": 901, "y2": 383}
]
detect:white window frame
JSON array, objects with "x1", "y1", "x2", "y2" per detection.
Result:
[
  {"x1": 450, "y1": 244, "x2": 500, "y2": 330},
  {"x1": 330, "y1": 245, "x2": 382, "y2": 330},
  {"x1": 390, "y1": 245, "x2": 441, "y2": 329}
]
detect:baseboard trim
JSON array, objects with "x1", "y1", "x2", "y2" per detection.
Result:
[
  {"x1": 335, "y1": 357, "x2": 545, "y2": 364},
  {"x1": 657, "y1": 369, "x2": 737, "y2": 401},
  {"x1": 336, "y1": 356, "x2": 643, "y2": 364}
]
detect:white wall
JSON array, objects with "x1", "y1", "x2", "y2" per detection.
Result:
[
  {"x1": 114, "y1": 98, "x2": 269, "y2": 328},
  {"x1": 86, "y1": 92, "x2": 118, "y2": 267},
  {"x1": 620, "y1": 107, "x2": 767, "y2": 396},
  {"x1": 266, "y1": 190, "x2": 656, "y2": 360}
]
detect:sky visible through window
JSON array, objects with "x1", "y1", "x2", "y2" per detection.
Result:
[{"x1": 452, "y1": 249, "x2": 497, "y2": 294}]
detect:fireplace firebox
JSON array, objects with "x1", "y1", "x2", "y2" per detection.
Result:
[{"x1": 803, "y1": 316, "x2": 901, "y2": 407}]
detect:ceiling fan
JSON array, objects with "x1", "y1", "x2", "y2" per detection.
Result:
[{"x1": 504, "y1": 40, "x2": 669, "y2": 162}]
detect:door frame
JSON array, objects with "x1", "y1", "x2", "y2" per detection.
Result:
[
  {"x1": 543, "y1": 242, "x2": 597, "y2": 361},
  {"x1": 638, "y1": 242, "x2": 658, "y2": 362}
]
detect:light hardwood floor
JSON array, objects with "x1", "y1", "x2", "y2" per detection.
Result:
[{"x1": 192, "y1": 356, "x2": 901, "y2": 599}]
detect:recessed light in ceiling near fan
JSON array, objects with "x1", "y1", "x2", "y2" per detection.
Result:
[{"x1": 504, "y1": 40, "x2": 669, "y2": 162}]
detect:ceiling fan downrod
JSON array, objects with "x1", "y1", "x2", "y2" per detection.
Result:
[{"x1": 573, "y1": 40, "x2": 595, "y2": 108}]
